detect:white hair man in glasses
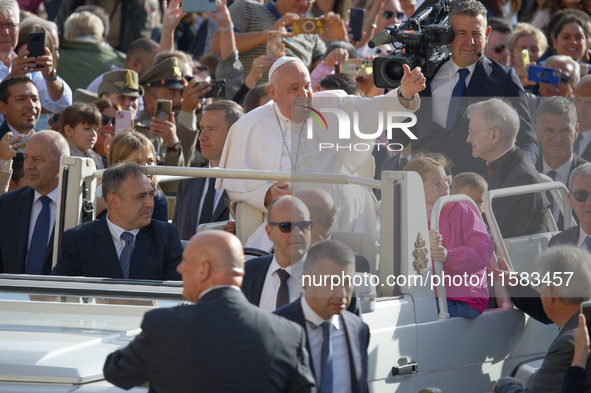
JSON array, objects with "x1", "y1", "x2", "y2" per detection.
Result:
[
  {"x1": 549, "y1": 163, "x2": 591, "y2": 249},
  {"x1": 466, "y1": 98, "x2": 550, "y2": 238}
]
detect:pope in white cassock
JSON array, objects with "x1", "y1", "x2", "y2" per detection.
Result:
[{"x1": 218, "y1": 56, "x2": 426, "y2": 245}]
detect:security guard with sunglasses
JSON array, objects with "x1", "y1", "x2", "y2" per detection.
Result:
[{"x1": 550, "y1": 163, "x2": 591, "y2": 251}]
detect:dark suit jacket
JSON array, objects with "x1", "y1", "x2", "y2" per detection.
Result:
[
  {"x1": 487, "y1": 147, "x2": 550, "y2": 238},
  {"x1": 495, "y1": 311, "x2": 586, "y2": 393},
  {"x1": 104, "y1": 287, "x2": 317, "y2": 393},
  {"x1": 172, "y1": 177, "x2": 229, "y2": 240},
  {"x1": 0, "y1": 120, "x2": 10, "y2": 140},
  {"x1": 242, "y1": 255, "x2": 362, "y2": 316},
  {"x1": 580, "y1": 139, "x2": 591, "y2": 162},
  {"x1": 0, "y1": 186, "x2": 54, "y2": 274},
  {"x1": 274, "y1": 298, "x2": 370, "y2": 393},
  {"x1": 51, "y1": 216, "x2": 182, "y2": 280},
  {"x1": 535, "y1": 153, "x2": 587, "y2": 228},
  {"x1": 398, "y1": 57, "x2": 539, "y2": 177},
  {"x1": 549, "y1": 225, "x2": 580, "y2": 247}
]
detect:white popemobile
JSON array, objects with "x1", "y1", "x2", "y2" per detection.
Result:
[{"x1": 0, "y1": 156, "x2": 568, "y2": 392}]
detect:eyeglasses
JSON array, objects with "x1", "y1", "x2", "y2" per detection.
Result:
[
  {"x1": 430, "y1": 175, "x2": 452, "y2": 190},
  {"x1": 559, "y1": 74, "x2": 572, "y2": 84},
  {"x1": 0, "y1": 22, "x2": 17, "y2": 31},
  {"x1": 101, "y1": 114, "x2": 115, "y2": 126},
  {"x1": 383, "y1": 10, "x2": 405, "y2": 20},
  {"x1": 493, "y1": 44, "x2": 506, "y2": 54},
  {"x1": 572, "y1": 190, "x2": 591, "y2": 202},
  {"x1": 268, "y1": 221, "x2": 314, "y2": 233}
]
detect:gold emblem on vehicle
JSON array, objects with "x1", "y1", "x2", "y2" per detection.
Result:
[{"x1": 413, "y1": 232, "x2": 429, "y2": 275}]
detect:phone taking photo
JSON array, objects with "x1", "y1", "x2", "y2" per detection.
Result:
[
  {"x1": 115, "y1": 110, "x2": 133, "y2": 135},
  {"x1": 155, "y1": 99, "x2": 172, "y2": 120},
  {"x1": 27, "y1": 31, "x2": 46, "y2": 68},
  {"x1": 580, "y1": 301, "x2": 591, "y2": 339}
]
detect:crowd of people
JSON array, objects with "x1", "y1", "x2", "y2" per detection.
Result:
[{"x1": 2, "y1": 0, "x2": 591, "y2": 390}]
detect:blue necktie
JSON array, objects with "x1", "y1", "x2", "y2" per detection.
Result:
[
  {"x1": 573, "y1": 133, "x2": 584, "y2": 156},
  {"x1": 319, "y1": 321, "x2": 333, "y2": 393},
  {"x1": 120, "y1": 231, "x2": 135, "y2": 279},
  {"x1": 25, "y1": 195, "x2": 51, "y2": 274},
  {"x1": 446, "y1": 68, "x2": 470, "y2": 130},
  {"x1": 585, "y1": 237, "x2": 591, "y2": 253},
  {"x1": 276, "y1": 268, "x2": 290, "y2": 309}
]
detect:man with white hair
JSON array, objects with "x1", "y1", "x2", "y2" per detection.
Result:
[
  {"x1": 466, "y1": 98, "x2": 550, "y2": 238},
  {"x1": 539, "y1": 55, "x2": 580, "y2": 98},
  {"x1": 494, "y1": 245, "x2": 591, "y2": 392},
  {"x1": 218, "y1": 56, "x2": 425, "y2": 239},
  {"x1": 0, "y1": 0, "x2": 71, "y2": 118},
  {"x1": 0, "y1": 130, "x2": 69, "y2": 274}
]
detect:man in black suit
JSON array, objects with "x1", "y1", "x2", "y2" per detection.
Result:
[
  {"x1": 534, "y1": 96, "x2": 587, "y2": 228},
  {"x1": 242, "y1": 195, "x2": 312, "y2": 312},
  {"x1": 104, "y1": 231, "x2": 317, "y2": 393},
  {"x1": 52, "y1": 163, "x2": 182, "y2": 280},
  {"x1": 0, "y1": 75, "x2": 41, "y2": 140},
  {"x1": 275, "y1": 240, "x2": 370, "y2": 393},
  {"x1": 574, "y1": 75, "x2": 591, "y2": 162},
  {"x1": 173, "y1": 100, "x2": 243, "y2": 240},
  {"x1": 0, "y1": 130, "x2": 69, "y2": 274},
  {"x1": 549, "y1": 163, "x2": 591, "y2": 248},
  {"x1": 466, "y1": 98, "x2": 550, "y2": 238},
  {"x1": 399, "y1": 0, "x2": 538, "y2": 177},
  {"x1": 493, "y1": 246, "x2": 591, "y2": 393}
]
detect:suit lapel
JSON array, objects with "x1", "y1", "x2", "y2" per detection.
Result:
[
  {"x1": 93, "y1": 217, "x2": 123, "y2": 278},
  {"x1": 342, "y1": 312, "x2": 363, "y2": 393},
  {"x1": 465, "y1": 58, "x2": 490, "y2": 96},
  {"x1": 189, "y1": 178, "x2": 207, "y2": 231},
  {"x1": 129, "y1": 223, "x2": 154, "y2": 278},
  {"x1": 212, "y1": 190, "x2": 229, "y2": 222},
  {"x1": 16, "y1": 187, "x2": 35, "y2": 273},
  {"x1": 252, "y1": 255, "x2": 272, "y2": 306}
]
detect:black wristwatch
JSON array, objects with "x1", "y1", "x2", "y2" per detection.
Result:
[{"x1": 167, "y1": 142, "x2": 181, "y2": 153}]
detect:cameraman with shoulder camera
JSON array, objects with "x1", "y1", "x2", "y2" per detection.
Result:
[{"x1": 396, "y1": 0, "x2": 539, "y2": 177}]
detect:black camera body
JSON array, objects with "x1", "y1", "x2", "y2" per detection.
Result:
[{"x1": 371, "y1": 0, "x2": 454, "y2": 88}]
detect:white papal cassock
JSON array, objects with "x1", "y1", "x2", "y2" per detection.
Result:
[{"x1": 217, "y1": 88, "x2": 419, "y2": 244}]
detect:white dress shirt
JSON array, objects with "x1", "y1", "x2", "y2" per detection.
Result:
[
  {"x1": 0, "y1": 52, "x2": 72, "y2": 124},
  {"x1": 301, "y1": 297, "x2": 352, "y2": 393},
  {"x1": 106, "y1": 214, "x2": 141, "y2": 259},
  {"x1": 258, "y1": 255, "x2": 305, "y2": 312},
  {"x1": 27, "y1": 187, "x2": 59, "y2": 251},
  {"x1": 430, "y1": 59, "x2": 477, "y2": 129}
]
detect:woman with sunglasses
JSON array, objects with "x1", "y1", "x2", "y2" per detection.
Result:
[
  {"x1": 404, "y1": 152, "x2": 493, "y2": 318},
  {"x1": 92, "y1": 99, "x2": 120, "y2": 168},
  {"x1": 56, "y1": 102, "x2": 104, "y2": 169}
]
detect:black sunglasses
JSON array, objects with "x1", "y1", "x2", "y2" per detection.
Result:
[
  {"x1": 101, "y1": 114, "x2": 115, "y2": 126},
  {"x1": 572, "y1": 190, "x2": 591, "y2": 203},
  {"x1": 559, "y1": 74, "x2": 572, "y2": 84},
  {"x1": 383, "y1": 10, "x2": 405, "y2": 20},
  {"x1": 493, "y1": 44, "x2": 506, "y2": 54},
  {"x1": 268, "y1": 221, "x2": 314, "y2": 233}
]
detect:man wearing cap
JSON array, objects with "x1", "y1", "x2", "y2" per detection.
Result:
[
  {"x1": 136, "y1": 57, "x2": 209, "y2": 171},
  {"x1": 98, "y1": 69, "x2": 144, "y2": 119},
  {"x1": 219, "y1": 56, "x2": 425, "y2": 238}
]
